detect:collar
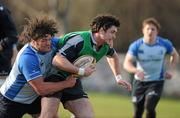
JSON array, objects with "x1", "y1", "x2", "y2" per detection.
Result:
[
  {"x1": 143, "y1": 36, "x2": 159, "y2": 45},
  {"x1": 90, "y1": 31, "x2": 97, "y2": 45}
]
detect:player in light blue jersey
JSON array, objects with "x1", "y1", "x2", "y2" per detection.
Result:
[
  {"x1": 123, "y1": 18, "x2": 179, "y2": 118},
  {"x1": 0, "y1": 16, "x2": 76, "y2": 118}
]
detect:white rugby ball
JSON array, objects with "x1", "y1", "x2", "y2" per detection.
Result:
[{"x1": 73, "y1": 55, "x2": 96, "y2": 68}]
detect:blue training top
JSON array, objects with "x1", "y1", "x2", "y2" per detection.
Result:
[
  {"x1": 127, "y1": 36, "x2": 174, "y2": 82},
  {"x1": 0, "y1": 37, "x2": 59, "y2": 104}
]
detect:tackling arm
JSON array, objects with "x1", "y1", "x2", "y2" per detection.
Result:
[{"x1": 29, "y1": 76, "x2": 76, "y2": 96}]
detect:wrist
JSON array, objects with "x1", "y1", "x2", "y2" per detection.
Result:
[
  {"x1": 115, "y1": 74, "x2": 123, "y2": 82},
  {"x1": 78, "y1": 68, "x2": 85, "y2": 76}
]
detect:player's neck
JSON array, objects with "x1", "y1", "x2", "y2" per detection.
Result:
[
  {"x1": 93, "y1": 33, "x2": 104, "y2": 46},
  {"x1": 144, "y1": 37, "x2": 156, "y2": 45}
]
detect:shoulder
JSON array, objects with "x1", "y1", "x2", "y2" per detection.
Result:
[
  {"x1": 19, "y1": 44, "x2": 38, "y2": 62},
  {"x1": 157, "y1": 36, "x2": 173, "y2": 49},
  {"x1": 158, "y1": 36, "x2": 172, "y2": 45},
  {"x1": 157, "y1": 36, "x2": 174, "y2": 54},
  {"x1": 127, "y1": 37, "x2": 143, "y2": 56},
  {"x1": 132, "y1": 37, "x2": 143, "y2": 45},
  {"x1": 129, "y1": 38, "x2": 143, "y2": 50},
  {"x1": 16, "y1": 44, "x2": 39, "y2": 70},
  {"x1": 66, "y1": 34, "x2": 84, "y2": 46}
]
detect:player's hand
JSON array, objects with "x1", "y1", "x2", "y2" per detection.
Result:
[
  {"x1": 164, "y1": 71, "x2": 172, "y2": 80},
  {"x1": 84, "y1": 64, "x2": 96, "y2": 77},
  {"x1": 115, "y1": 75, "x2": 132, "y2": 91},
  {"x1": 135, "y1": 70, "x2": 145, "y2": 80},
  {"x1": 117, "y1": 79, "x2": 132, "y2": 91},
  {"x1": 65, "y1": 76, "x2": 76, "y2": 88}
]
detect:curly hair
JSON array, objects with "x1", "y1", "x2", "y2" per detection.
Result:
[
  {"x1": 19, "y1": 16, "x2": 58, "y2": 43},
  {"x1": 90, "y1": 14, "x2": 120, "y2": 33}
]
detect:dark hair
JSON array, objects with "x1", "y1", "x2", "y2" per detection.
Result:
[
  {"x1": 19, "y1": 16, "x2": 58, "y2": 43},
  {"x1": 90, "y1": 14, "x2": 120, "y2": 33},
  {"x1": 142, "y1": 17, "x2": 161, "y2": 31}
]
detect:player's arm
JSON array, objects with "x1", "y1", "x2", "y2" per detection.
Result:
[
  {"x1": 123, "y1": 53, "x2": 145, "y2": 80},
  {"x1": 106, "y1": 51, "x2": 121, "y2": 76},
  {"x1": 28, "y1": 76, "x2": 76, "y2": 96},
  {"x1": 123, "y1": 41, "x2": 145, "y2": 80},
  {"x1": 53, "y1": 53, "x2": 79, "y2": 74},
  {"x1": 106, "y1": 49, "x2": 131, "y2": 91},
  {"x1": 164, "y1": 48, "x2": 179, "y2": 79},
  {"x1": 53, "y1": 36, "x2": 95, "y2": 76},
  {"x1": 20, "y1": 54, "x2": 76, "y2": 96},
  {"x1": 169, "y1": 48, "x2": 179, "y2": 67},
  {"x1": 123, "y1": 53, "x2": 138, "y2": 74}
]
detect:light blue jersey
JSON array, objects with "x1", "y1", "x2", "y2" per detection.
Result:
[
  {"x1": 128, "y1": 36, "x2": 173, "y2": 82},
  {"x1": 0, "y1": 37, "x2": 59, "y2": 104}
]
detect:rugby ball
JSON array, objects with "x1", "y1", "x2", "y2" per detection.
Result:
[{"x1": 73, "y1": 55, "x2": 96, "y2": 68}]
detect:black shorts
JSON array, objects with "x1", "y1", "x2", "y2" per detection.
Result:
[
  {"x1": 132, "y1": 80, "x2": 164, "y2": 103},
  {"x1": 45, "y1": 74, "x2": 88, "y2": 104},
  {"x1": 0, "y1": 93, "x2": 41, "y2": 118}
]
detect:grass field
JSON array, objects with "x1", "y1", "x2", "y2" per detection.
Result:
[{"x1": 23, "y1": 92, "x2": 180, "y2": 118}]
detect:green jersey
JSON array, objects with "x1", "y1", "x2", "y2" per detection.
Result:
[
  {"x1": 59, "y1": 31, "x2": 110, "y2": 62},
  {"x1": 57, "y1": 31, "x2": 110, "y2": 78}
]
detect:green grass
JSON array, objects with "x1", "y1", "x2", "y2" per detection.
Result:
[{"x1": 23, "y1": 92, "x2": 180, "y2": 118}]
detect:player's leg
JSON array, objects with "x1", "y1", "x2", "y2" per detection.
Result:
[
  {"x1": 0, "y1": 94, "x2": 41, "y2": 118},
  {"x1": 39, "y1": 97, "x2": 60, "y2": 118},
  {"x1": 40, "y1": 74, "x2": 65, "y2": 118},
  {"x1": 145, "y1": 81, "x2": 164, "y2": 118},
  {"x1": 132, "y1": 80, "x2": 146, "y2": 118},
  {"x1": 28, "y1": 96, "x2": 41, "y2": 118},
  {"x1": 64, "y1": 98, "x2": 94, "y2": 118},
  {"x1": 144, "y1": 94, "x2": 160, "y2": 118},
  {"x1": 132, "y1": 96, "x2": 145, "y2": 118},
  {"x1": 0, "y1": 95, "x2": 24, "y2": 118},
  {"x1": 61, "y1": 78, "x2": 94, "y2": 118}
]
